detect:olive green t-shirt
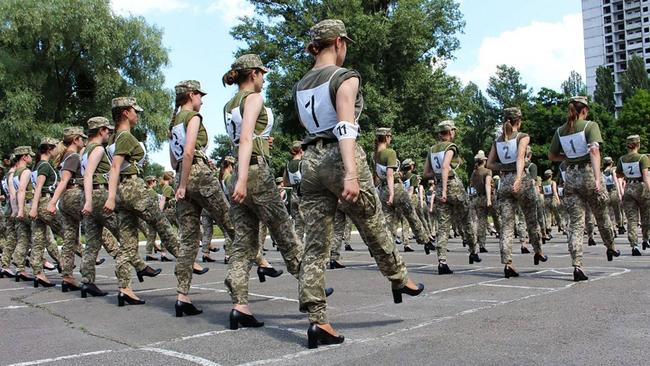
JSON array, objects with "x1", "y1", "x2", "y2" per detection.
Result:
[
  {"x1": 173, "y1": 110, "x2": 208, "y2": 159},
  {"x1": 470, "y1": 166, "x2": 492, "y2": 195},
  {"x1": 84, "y1": 142, "x2": 111, "y2": 185},
  {"x1": 375, "y1": 148, "x2": 399, "y2": 182},
  {"x1": 287, "y1": 159, "x2": 301, "y2": 174},
  {"x1": 14, "y1": 166, "x2": 34, "y2": 201},
  {"x1": 61, "y1": 151, "x2": 82, "y2": 179},
  {"x1": 549, "y1": 120, "x2": 603, "y2": 164},
  {"x1": 109, "y1": 130, "x2": 144, "y2": 176},
  {"x1": 402, "y1": 171, "x2": 419, "y2": 190},
  {"x1": 526, "y1": 162, "x2": 538, "y2": 180},
  {"x1": 493, "y1": 132, "x2": 528, "y2": 171},
  {"x1": 162, "y1": 184, "x2": 174, "y2": 199},
  {"x1": 35, "y1": 160, "x2": 58, "y2": 194},
  {"x1": 429, "y1": 142, "x2": 460, "y2": 177},
  {"x1": 224, "y1": 90, "x2": 271, "y2": 158},
  {"x1": 617, "y1": 152, "x2": 650, "y2": 179}
]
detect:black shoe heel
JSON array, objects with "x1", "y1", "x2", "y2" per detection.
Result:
[
  {"x1": 257, "y1": 266, "x2": 283, "y2": 283},
  {"x1": 34, "y1": 277, "x2": 55, "y2": 288},
  {"x1": 469, "y1": 253, "x2": 481, "y2": 264},
  {"x1": 521, "y1": 247, "x2": 531, "y2": 254},
  {"x1": 307, "y1": 323, "x2": 345, "y2": 349},
  {"x1": 504, "y1": 265, "x2": 519, "y2": 278},
  {"x1": 392, "y1": 283, "x2": 424, "y2": 304},
  {"x1": 229, "y1": 309, "x2": 264, "y2": 330},
  {"x1": 606, "y1": 249, "x2": 620, "y2": 261},
  {"x1": 80, "y1": 283, "x2": 107, "y2": 298},
  {"x1": 117, "y1": 292, "x2": 145, "y2": 307},
  {"x1": 438, "y1": 263, "x2": 453, "y2": 275},
  {"x1": 533, "y1": 253, "x2": 548, "y2": 265},
  {"x1": 136, "y1": 266, "x2": 162, "y2": 283},
  {"x1": 175, "y1": 300, "x2": 203, "y2": 317},
  {"x1": 61, "y1": 281, "x2": 81, "y2": 293},
  {"x1": 573, "y1": 267, "x2": 588, "y2": 282},
  {"x1": 329, "y1": 260, "x2": 346, "y2": 269},
  {"x1": 193, "y1": 267, "x2": 209, "y2": 275},
  {"x1": 424, "y1": 242, "x2": 436, "y2": 255},
  {"x1": 202, "y1": 256, "x2": 216, "y2": 263}
]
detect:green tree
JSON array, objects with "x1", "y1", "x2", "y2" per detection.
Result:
[
  {"x1": 486, "y1": 64, "x2": 532, "y2": 110},
  {"x1": 143, "y1": 160, "x2": 165, "y2": 178},
  {"x1": 210, "y1": 134, "x2": 236, "y2": 162},
  {"x1": 229, "y1": 0, "x2": 465, "y2": 172},
  {"x1": 620, "y1": 55, "x2": 650, "y2": 101},
  {"x1": 561, "y1": 70, "x2": 586, "y2": 97},
  {"x1": 616, "y1": 89, "x2": 650, "y2": 154},
  {"x1": 0, "y1": 0, "x2": 171, "y2": 155},
  {"x1": 594, "y1": 65, "x2": 616, "y2": 114}
]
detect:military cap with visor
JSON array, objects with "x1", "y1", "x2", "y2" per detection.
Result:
[
  {"x1": 111, "y1": 97, "x2": 144, "y2": 112},
  {"x1": 175, "y1": 80, "x2": 207, "y2": 96},
  {"x1": 310, "y1": 19, "x2": 354, "y2": 43},
  {"x1": 87, "y1": 116, "x2": 114, "y2": 130},
  {"x1": 626, "y1": 134, "x2": 641, "y2": 144},
  {"x1": 474, "y1": 150, "x2": 487, "y2": 161},
  {"x1": 231, "y1": 54, "x2": 270, "y2": 73},
  {"x1": 13, "y1": 146, "x2": 34, "y2": 157},
  {"x1": 569, "y1": 96, "x2": 589, "y2": 107},
  {"x1": 436, "y1": 120, "x2": 456, "y2": 133},
  {"x1": 63, "y1": 126, "x2": 88, "y2": 140},
  {"x1": 503, "y1": 107, "x2": 522, "y2": 121},
  {"x1": 39, "y1": 137, "x2": 59, "y2": 147}
]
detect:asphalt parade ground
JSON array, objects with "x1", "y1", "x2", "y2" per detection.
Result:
[{"x1": 1, "y1": 230, "x2": 649, "y2": 366}]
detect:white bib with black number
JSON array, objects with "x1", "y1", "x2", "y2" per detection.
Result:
[
  {"x1": 542, "y1": 184, "x2": 552, "y2": 196},
  {"x1": 469, "y1": 186, "x2": 477, "y2": 196},
  {"x1": 287, "y1": 162, "x2": 302, "y2": 185},
  {"x1": 224, "y1": 99, "x2": 274, "y2": 146},
  {"x1": 604, "y1": 174, "x2": 615, "y2": 186},
  {"x1": 558, "y1": 123, "x2": 590, "y2": 159},
  {"x1": 169, "y1": 123, "x2": 186, "y2": 161},
  {"x1": 496, "y1": 137, "x2": 518, "y2": 165},
  {"x1": 403, "y1": 179, "x2": 411, "y2": 190},
  {"x1": 376, "y1": 163, "x2": 388, "y2": 180},
  {"x1": 622, "y1": 161, "x2": 642, "y2": 179},
  {"x1": 296, "y1": 69, "x2": 342, "y2": 134},
  {"x1": 13, "y1": 174, "x2": 20, "y2": 191},
  {"x1": 430, "y1": 151, "x2": 446, "y2": 174},
  {"x1": 558, "y1": 186, "x2": 564, "y2": 197}
]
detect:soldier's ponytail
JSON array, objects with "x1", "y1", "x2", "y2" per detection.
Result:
[
  {"x1": 169, "y1": 92, "x2": 192, "y2": 138},
  {"x1": 307, "y1": 39, "x2": 336, "y2": 56},
  {"x1": 222, "y1": 68, "x2": 255, "y2": 86},
  {"x1": 566, "y1": 101, "x2": 587, "y2": 133}
]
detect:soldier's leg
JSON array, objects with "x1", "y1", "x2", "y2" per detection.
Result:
[
  {"x1": 200, "y1": 212, "x2": 214, "y2": 255},
  {"x1": 140, "y1": 219, "x2": 155, "y2": 255},
  {"x1": 498, "y1": 195, "x2": 516, "y2": 265},
  {"x1": 565, "y1": 194, "x2": 586, "y2": 267},
  {"x1": 588, "y1": 187, "x2": 616, "y2": 250},
  {"x1": 101, "y1": 228, "x2": 119, "y2": 258},
  {"x1": 331, "y1": 208, "x2": 345, "y2": 261},
  {"x1": 291, "y1": 194, "x2": 305, "y2": 243},
  {"x1": 395, "y1": 189, "x2": 429, "y2": 244},
  {"x1": 12, "y1": 215, "x2": 32, "y2": 273},
  {"x1": 30, "y1": 218, "x2": 48, "y2": 276},
  {"x1": 81, "y1": 215, "x2": 103, "y2": 284},
  {"x1": 435, "y1": 201, "x2": 452, "y2": 262},
  {"x1": 115, "y1": 210, "x2": 143, "y2": 289},
  {"x1": 60, "y1": 211, "x2": 79, "y2": 278},
  {"x1": 475, "y1": 197, "x2": 489, "y2": 250},
  {"x1": 224, "y1": 204, "x2": 260, "y2": 306},
  {"x1": 1, "y1": 217, "x2": 17, "y2": 269},
  {"x1": 585, "y1": 205, "x2": 595, "y2": 239},
  {"x1": 45, "y1": 225, "x2": 61, "y2": 264},
  {"x1": 175, "y1": 198, "x2": 202, "y2": 295},
  {"x1": 623, "y1": 195, "x2": 638, "y2": 248}
]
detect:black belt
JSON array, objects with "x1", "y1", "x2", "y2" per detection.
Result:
[
  {"x1": 93, "y1": 184, "x2": 108, "y2": 190},
  {"x1": 67, "y1": 183, "x2": 82, "y2": 189},
  {"x1": 627, "y1": 178, "x2": 643, "y2": 182},
  {"x1": 606, "y1": 185, "x2": 615, "y2": 191},
  {"x1": 567, "y1": 161, "x2": 590, "y2": 168},
  {"x1": 303, "y1": 138, "x2": 338, "y2": 149}
]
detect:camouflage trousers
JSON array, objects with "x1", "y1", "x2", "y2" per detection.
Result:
[
  {"x1": 299, "y1": 141, "x2": 408, "y2": 324},
  {"x1": 607, "y1": 187, "x2": 624, "y2": 228},
  {"x1": 13, "y1": 208, "x2": 33, "y2": 273},
  {"x1": 536, "y1": 194, "x2": 546, "y2": 235},
  {"x1": 379, "y1": 183, "x2": 430, "y2": 244},
  {"x1": 1, "y1": 215, "x2": 17, "y2": 269},
  {"x1": 81, "y1": 188, "x2": 121, "y2": 284},
  {"x1": 30, "y1": 196, "x2": 64, "y2": 275},
  {"x1": 224, "y1": 157, "x2": 303, "y2": 304},
  {"x1": 564, "y1": 165, "x2": 616, "y2": 267},
  {"x1": 0, "y1": 209, "x2": 5, "y2": 253},
  {"x1": 489, "y1": 202, "x2": 502, "y2": 236},
  {"x1": 416, "y1": 198, "x2": 433, "y2": 236},
  {"x1": 199, "y1": 186, "x2": 235, "y2": 256},
  {"x1": 496, "y1": 173, "x2": 543, "y2": 264},
  {"x1": 558, "y1": 198, "x2": 569, "y2": 233},
  {"x1": 140, "y1": 219, "x2": 158, "y2": 255},
  {"x1": 330, "y1": 207, "x2": 352, "y2": 261},
  {"x1": 515, "y1": 207, "x2": 528, "y2": 243},
  {"x1": 115, "y1": 176, "x2": 178, "y2": 288},
  {"x1": 175, "y1": 161, "x2": 235, "y2": 295},
  {"x1": 543, "y1": 196, "x2": 564, "y2": 232},
  {"x1": 434, "y1": 176, "x2": 477, "y2": 260},
  {"x1": 59, "y1": 187, "x2": 84, "y2": 277},
  {"x1": 472, "y1": 195, "x2": 490, "y2": 249},
  {"x1": 290, "y1": 191, "x2": 305, "y2": 244},
  {"x1": 622, "y1": 181, "x2": 650, "y2": 247}
]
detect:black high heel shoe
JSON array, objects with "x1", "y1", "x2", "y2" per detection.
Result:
[
  {"x1": 136, "y1": 266, "x2": 161, "y2": 282},
  {"x1": 95, "y1": 258, "x2": 105, "y2": 266},
  {"x1": 504, "y1": 265, "x2": 519, "y2": 278},
  {"x1": 257, "y1": 266, "x2": 283, "y2": 282},
  {"x1": 229, "y1": 309, "x2": 264, "y2": 330},
  {"x1": 325, "y1": 287, "x2": 334, "y2": 297},
  {"x1": 0, "y1": 269, "x2": 16, "y2": 279},
  {"x1": 329, "y1": 260, "x2": 346, "y2": 269},
  {"x1": 202, "y1": 255, "x2": 216, "y2": 263},
  {"x1": 606, "y1": 248, "x2": 620, "y2": 261},
  {"x1": 469, "y1": 253, "x2": 482, "y2": 264},
  {"x1": 392, "y1": 283, "x2": 424, "y2": 304},
  {"x1": 573, "y1": 267, "x2": 588, "y2": 282},
  {"x1": 193, "y1": 267, "x2": 209, "y2": 275},
  {"x1": 34, "y1": 277, "x2": 56, "y2": 288},
  {"x1": 588, "y1": 238, "x2": 597, "y2": 246},
  {"x1": 16, "y1": 272, "x2": 33, "y2": 282},
  {"x1": 521, "y1": 246, "x2": 531, "y2": 254},
  {"x1": 175, "y1": 300, "x2": 203, "y2": 317},
  {"x1": 307, "y1": 323, "x2": 345, "y2": 349},
  {"x1": 117, "y1": 292, "x2": 145, "y2": 306},
  {"x1": 80, "y1": 283, "x2": 107, "y2": 298},
  {"x1": 160, "y1": 255, "x2": 172, "y2": 262},
  {"x1": 533, "y1": 253, "x2": 548, "y2": 265},
  {"x1": 209, "y1": 246, "x2": 219, "y2": 253},
  {"x1": 61, "y1": 281, "x2": 81, "y2": 293},
  {"x1": 145, "y1": 255, "x2": 159, "y2": 261},
  {"x1": 438, "y1": 262, "x2": 453, "y2": 275}
]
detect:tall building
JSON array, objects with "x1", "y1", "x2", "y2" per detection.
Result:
[{"x1": 582, "y1": 0, "x2": 650, "y2": 108}]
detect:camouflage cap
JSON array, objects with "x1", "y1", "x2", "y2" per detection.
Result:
[
  {"x1": 503, "y1": 107, "x2": 522, "y2": 121},
  {"x1": 310, "y1": 19, "x2": 354, "y2": 43},
  {"x1": 224, "y1": 156, "x2": 236, "y2": 164},
  {"x1": 474, "y1": 150, "x2": 487, "y2": 161},
  {"x1": 111, "y1": 97, "x2": 144, "y2": 112},
  {"x1": 87, "y1": 116, "x2": 114, "y2": 130},
  {"x1": 544, "y1": 169, "x2": 553, "y2": 177},
  {"x1": 375, "y1": 127, "x2": 392, "y2": 136},
  {"x1": 231, "y1": 54, "x2": 270, "y2": 73},
  {"x1": 275, "y1": 176, "x2": 284, "y2": 184},
  {"x1": 626, "y1": 134, "x2": 641, "y2": 144},
  {"x1": 436, "y1": 120, "x2": 456, "y2": 133},
  {"x1": 291, "y1": 140, "x2": 303, "y2": 151},
  {"x1": 604, "y1": 156, "x2": 613, "y2": 164},
  {"x1": 145, "y1": 175, "x2": 157, "y2": 182},
  {"x1": 175, "y1": 80, "x2": 207, "y2": 96},
  {"x1": 39, "y1": 137, "x2": 59, "y2": 147},
  {"x1": 569, "y1": 96, "x2": 589, "y2": 107},
  {"x1": 63, "y1": 126, "x2": 88, "y2": 140},
  {"x1": 13, "y1": 146, "x2": 34, "y2": 157},
  {"x1": 401, "y1": 158, "x2": 414, "y2": 168}
]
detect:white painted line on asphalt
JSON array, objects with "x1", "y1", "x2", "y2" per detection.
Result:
[
  {"x1": 141, "y1": 347, "x2": 221, "y2": 366},
  {"x1": 4, "y1": 350, "x2": 113, "y2": 366},
  {"x1": 0, "y1": 287, "x2": 26, "y2": 292},
  {"x1": 265, "y1": 324, "x2": 305, "y2": 335},
  {"x1": 480, "y1": 283, "x2": 557, "y2": 291},
  {"x1": 192, "y1": 286, "x2": 300, "y2": 303}
]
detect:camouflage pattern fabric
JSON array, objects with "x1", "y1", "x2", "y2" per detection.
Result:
[
  {"x1": 543, "y1": 196, "x2": 564, "y2": 232},
  {"x1": 330, "y1": 207, "x2": 352, "y2": 261},
  {"x1": 139, "y1": 219, "x2": 157, "y2": 255},
  {"x1": 59, "y1": 187, "x2": 84, "y2": 277},
  {"x1": 30, "y1": 196, "x2": 64, "y2": 275},
  {"x1": 12, "y1": 206, "x2": 32, "y2": 272},
  {"x1": 622, "y1": 181, "x2": 650, "y2": 247},
  {"x1": 472, "y1": 195, "x2": 490, "y2": 249},
  {"x1": 290, "y1": 191, "x2": 305, "y2": 244},
  {"x1": 1, "y1": 216, "x2": 17, "y2": 269},
  {"x1": 434, "y1": 177, "x2": 477, "y2": 260}
]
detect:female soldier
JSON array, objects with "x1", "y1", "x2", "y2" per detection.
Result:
[
  {"x1": 616, "y1": 135, "x2": 650, "y2": 256},
  {"x1": 402, "y1": 159, "x2": 431, "y2": 250},
  {"x1": 541, "y1": 170, "x2": 564, "y2": 235},
  {"x1": 425, "y1": 120, "x2": 480, "y2": 274},
  {"x1": 159, "y1": 172, "x2": 177, "y2": 227},
  {"x1": 470, "y1": 150, "x2": 493, "y2": 254},
  {"x1": 548, "y1": 96, "x2": 619, "y2": 281},
  {"x1": 603, "y1": 157, "x2": 625, "y2": 235},
  {"x1": 487, "y1": 107, "x2": 547, "y2": 278},
  {"x1": 104, "y1": 97, "x2": 169, "y2": 306},
  {"x1": 283, "y1": 141, "x2": 306, "y2": 244},
  {"x1": 0, "y1": 155, "x2": 18, "y2": 278},
  {"x1": 47, "y1": 127, "x2": 88, "y2": 292},
  {"x1": 222, "y1": 54, "x2": 307, "y2": 329},
  {"x1": 29, "y1": 137, "x2": 64, "y2": 288},
  {"x1": 12, "y1": 146, "x2": 37, "y2": 282},
  {"x1": 295, "y1": 20, "x2": 423, "y2": 348},
  {"x1": 375, "y1": 129, "x2": 435, "y2": 253}
]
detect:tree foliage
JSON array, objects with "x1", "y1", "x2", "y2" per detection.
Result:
[
  {"x1": 0, "y1": 0, "x2": 171, "y2": 155},
  {"x1": 486, "y1": 64, "x2": 531, "y2": 110},
  {"x1": 621, "y1": 55, "x2": 650, "y2": 101},
  {"x1": 594, "y1": 65, "x2": 616, "y2": 114},
  {"x1": 561, "y1": 70, "x2": 586, "y2": 97}
]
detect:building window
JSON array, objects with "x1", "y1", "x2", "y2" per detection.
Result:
[
  {"x1": 645, "y1": 28, "x2": 650, "y2": 32},
  {"x1": 606, "y1": 35, "x2": 613, "y2": 42},
  {"x1": 608, "y1": 55, "x2": 615, "y2": 63},
  {"x1": 606, "y1": 25, "x2": 612, "y2": 33},
  {"x1": 603, "y1": 0, "x2": 610, "y2": 4},
  {"x1": 605, "y1": 15, "x2": 612, "y2": 23},
  {"x1": 618, "y1": 24, "x2": 625, "y2": 30},
  {"x1": 644, "y1": 7, "x2": 648, "y2": 12},
  {"x1": 645, "y1": 17, "x2": 649, "y2": 22}
]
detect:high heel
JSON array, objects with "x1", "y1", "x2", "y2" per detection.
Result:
[
  {"x1": 193, "y1": 267, "x2": 209, "y2": 275},
  {"x1": 209, "y1": 246, "x2": 219, "y2": 253},
  {"x1": 521, "y1": 246, "x2": 531, "y2": 254},
  {"x1": 61, "y1": 281, "x2": 81, "y2": 293},
  {"x1": 469, "y1": 253, "x2": 481, "y2": 264},
  {"x1": 34, "y1": 277, "x2": 55, "y2": 288},
  {"x1": 80, "y1": 283, "x2": 107, "y2": 298},
  {"x1": 117, "y1": 292, "x2": 145, "y2": 306},
  {"x1": 424, "y1": 240, "x2": 437, "y2": 255},
  {"x1": 504, "y1": 265, "x2": 519, "y2": 278},
  {"x1": 257, "y1": 266, "x2": 283, "y2": 282},
  {"x1": 329, "y1": 260, "x2": 346, "y2": 269},
  {"x1": 224, "y1": 256, "x2": 229, "y2": 265},
  {"x1": 229, "y1": 309, "x2": 264, "y2": 330},
  {"x1": 307, "y1": 323, "x2": 344, "y2": 349},
  {"x1": 95, "y1": 258, "x2": 105, "y2": 266},
  {"x1": 392, "y1": 283, "x2": 424, "y2": 304},
  {"x1": 161, "y1": 255, "x2": 172, "y2": 262},
  {"x1": 202, "y1": 255, "x2": 216, "y2": 263},
  {"x1": 606, "y1": 248, "x2": 620, "y2": 261},
  {"x1": 438, "y1": 262, "x2": 453, "y2": 275},
  {"x1": 325, "y1": 287, "x2": 334, "y2": 297},
  {"x1": 18, "y1": 273, "x2": 33, "y2": 282},
  {"x1": 573, "y1": 267, "x2": 588, "y2": 281},
  {"x1": 145, "y1": 255, "x2": 159, "y2": 261},
  {"x1": 588, "y1": 238, "x2": 597, "y2": 246},
  {"x1": 643, "y1": 240, "x2": 649, "y2": 250},
  {"x1": 1, "y1": 269, "x2": 16, "y2": 279},
  {"x1": 175, "y1": 300, "x2": 203, "y2": 317},
  {"x1": 136, "y1": 266, "x2": 161, "y2": 282},
  {"x1": 533, "y1": 253, "x2": 548, "y2": 265}
]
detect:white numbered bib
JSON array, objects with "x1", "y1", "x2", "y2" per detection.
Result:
[
  {"x1": 225, "y1": 102, "x2": 274, "y2": 146},
  {"x1": 13, "y1": 174, "x2": 20, "y2": 190},
  {"x1": 496, "y1": 137, "x2": 517, "y2": 165},
  {"x1": 403, "y1": 178, "x2": 411, "y2": 190},
  {"x1": 558, "y1": 186, "x2": 564, "y2": 197},
  {"x1": 622, "y1": 161, "x2": 642, "y2": 179},
  {"x1": 604, "y1": 174, "x2": 615, "y2": 186},
  {"x1": 430, "y1": 151, "x2": 446, "y2": 174},
  {"x1": 1, "y1": 179, "x2": 8, "y2": 195},
  {"x1": 169, "y1": 123, "x2": 186, "y2": 160},
  {"x1": 558, "y1": 124, "x2": 590, "y2": 159},
  {"x1": 469, "y1": 187, "x2": 477, "y2": 196},
  {"x1": 287, "y1": 162, "x2": 302, "y2": 185},
  {"x1": 295, "y1": 69, "x2": 342, "y2": 134},
  {"x1": 80, "y1": 152, "x2": 89, "y2": 176},
  {"x1": 30, "y1": 170, "x2": 38, "y2": 188},
  {"x1": 561, "y1": 170, "x2": 567, "y2": 183},
  {"x1": 542, "y1": 184, "x2": 552, "y2": 196},
  {"x1": 376, "y1": 163, "x2": 388, "y2": 180}
]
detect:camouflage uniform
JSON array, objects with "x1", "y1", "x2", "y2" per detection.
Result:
[
  {"x1": 1, "y1": 169, "x2": 17, "y2": 271},
  {"x1": 617, "y1": 137, "x2": 650, "y2": 249},
  {"x1": 603, "y1": 160, "x2": 624, "y2": 230},
  {"x1": 470, "y1": 154, "x2": 492, "y2": 251},
  {"x1": 330, "y1": 207, "x2": 352, "y2": 261},
  {"x1": 542, "y1": 174, "x2": 563, "y2": 233}
]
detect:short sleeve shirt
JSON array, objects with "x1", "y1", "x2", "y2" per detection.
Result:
[
  {"x1": 61, "y1": 152, "x2": 82, "y2": 178},
  {"x1": 162, "y1": 184, "x2": 174, "y2": 199},
  {"x1": 376, "y1": 148, "x2": 399, "y2": 182},
  {"x1": 110, "y1": 130, "x2": 144, "y2": 176},
  {"x1": 429, "y1": 142, "x2": 460, "y2": 177},
  {"x1": 549, "y1": 120, "x2": 603, "y2": 164},
  {"x1": 470, "y1": 167, "x2": 492, "y2": 195},
  {"x1": 617, "y1": 152, "x2": 650, "y2": 179},
  {"x1": 35, "y1": 161, "x2": 58, "y2": 193}
]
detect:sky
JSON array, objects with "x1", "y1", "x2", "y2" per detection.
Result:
[{"x1": 110, "y1": 0, "x2": 584, "y2": 169}]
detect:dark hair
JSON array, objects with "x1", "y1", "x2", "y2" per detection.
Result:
[
  {"x1": 169, "y1": 92, "x2": 193, "y2": 136},
  {"x1": 566, "y1": 101, "x2": 588, "y2": 133},
  {"x1": 502, "y1": 115, "x2": 521, "y2": 141},
  {"x1": 373, "y1": 135, "x2": 390, "y2": 163},
  {"x1": 87, "y1": 128, "x2": 101, "y2": 138},
  {"x1": 112, "y1": 106, "x2": 131, "y2": 123},
  {"x1": 219, "y1": 159, "x2": 234, "y2": 182},
  {"x1": 35, "y1": 144, "x2": 55, "y2": 164},
  {"x1": 222, "y1": 68, "x2": 256, "y2": 86},
  {"x1": 307, "y1": 39, "x2": 336, "y2": 56},
  {"x1": 627, "y1": 141, "x2": 640, "y2": 151}
]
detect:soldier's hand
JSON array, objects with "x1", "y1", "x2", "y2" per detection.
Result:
[
  {"x1": 268, "y1": 136, "x2": 274, "y2": 150},
  {"x1": 103, "y1": 199, "x2": 115, "y2": 214},
  {"x1": 595, "y1": 180, "x2": 602, "y2": 193},
  {"x1": 46, "y1": 202, "x2": 56, "y2": 214},
  {"x1": 513, "y1": 178, "x2": 522, "y2": 193},
  {"x1": 342, "y1": 178, "x2": 359, "y2": 203},
  {"x1": 386, "y1": 194, "x2": 394, "y2": 206},
  {"x1": 487, "y1": 199, "x2": 492, "y2": 208},
  {"x1": 28, "y1": 208, "x2": 38, "y2": 220},
  {"x1": 232, "y1": 180, "x2": 247, "y2": 204},
  {"x1": 16, "y1": 210, "x2": 24, "y2": 219},
  {"x1": 440, "y1": 192, "x2": 447, "y2": 203},
  {"x1": 175, "y1": 187, "x2": 186, "y2": 201},
  {"x1": 82, "y1": 202, "x2": 92, "y2": 216}
]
